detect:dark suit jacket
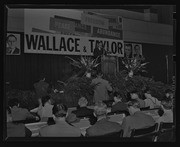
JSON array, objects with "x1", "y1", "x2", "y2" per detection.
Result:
[
  {"x1": 86, "y1": 118, "x2": 122, "y2": 136},
  {"x1": 7, "y1": 122, "x2": 32, "y2": 137},
  {"x1": 7, "y1": 47, "x2": 20, "y2": 55},
  {"x1": 72, "y1": 107, "x2": 94, "y2": 118},
  {"x1": 39, "y1": 121, "x2": 81, "y2": 137},
  {"x1": 121, "y1": 111, "x2": 155, "y2": 137},
  {"x1": 111, "y1": 101, "x2": 128, "y2": 113},
  {"x1": 93, "y1": 47, "x2": 104, "y2": 59},
  {"x1": 34, "y1": 80, "x2": 49, "y2": 98},
  {"x1": 13, "y1": 47, "x2": 20, "y2": 54},
  {"x1": 11, "y1": 106, "x2": 36, "y2": 121}
]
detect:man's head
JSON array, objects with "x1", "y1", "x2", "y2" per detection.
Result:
[
  {"x1": 97, "y1": 42, "x2": 103, "y2": 49},
  {"x1": 7, "y1": 107, "x2": 12, "y2": 122},
  {"x1": 6, "y1": 34, "x2": 17, "y2": 49},
  {"x1": 78, "y1": 97, "x2": 88, "y2": 107},
  {"x1": 130, "y1": 90, "x2": 139, "y2": 100},
  {"x1": 52, "y1": 103, "x2": 68, "y2": 119},
  {"x1": 96, "y1": 71, "x2": 103, "y2": 78},
  {"x1": 144, "y1": 88, "x2": 152, "y2": 99},
  {"x1": 133, "y1": 45, "x2": 141, "y2": 55},
  {"x1": 165, "y1": 89, "x2": 173, "y2": 99},
  {"x1": 124, "y1": 44, "x2": 132, "y2": 57},
  {"x1": 94, "y1": 101, "x2": 107, "y2": 118},
  {"x1": 41, "y1": 95, "x2": 51, "y2": 106},
  {"x1": 127, "y1": 99, "x2": 140, "y2": 115},
  {"x1": 161, "y1": 98, "x2": 172, "y2": 110},
  {"x1": 113, "y1": 92, "x2": 122, "y2": 102},
  {"x1": 8, "y1": 98, "x2": 20, "y2": 108}
]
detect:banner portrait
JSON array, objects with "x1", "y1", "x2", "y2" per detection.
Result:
[{"x1": 6, "y1": 32, "x2": 21, "y2": 55}]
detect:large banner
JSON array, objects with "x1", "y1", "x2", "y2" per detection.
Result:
[
  {"x1": 24, "y1": 9, "x2": 123, "y2": 39},
  {"x1": 24, "y1": 32, "x2": 124, "y2": 57}
]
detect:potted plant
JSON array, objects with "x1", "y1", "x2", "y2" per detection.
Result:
[
  {"x1": 66, "y1": 56, "x2": 100, "y2": 78},
  {"x1": 121, "y1": 56, "x2": 149, "y2": 79}
]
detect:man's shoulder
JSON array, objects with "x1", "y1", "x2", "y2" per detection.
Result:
[
  {"x1": 123, "y1": 115, "x2": 132, "y2": 123},
  {"x1": 39, "y1": 125, "x2": 53, "y2": 134},
  {"x1": 13, "y1": 47, "x2": 20, "y2": 54},
  {"x1": 107, "y1": 120, "x2": 121, "y2": 127}
]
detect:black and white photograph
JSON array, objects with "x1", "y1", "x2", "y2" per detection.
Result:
[
  {"x1": 3, "y1": 5, "x2": 176, "y2": 142},
  {"x1": 6, "y1": 33, "x2": 21, "y2": 55}
]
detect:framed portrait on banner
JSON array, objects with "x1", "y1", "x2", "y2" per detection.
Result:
[
  {"x1": 6, "y1": 32, "x2": 21, "y2": 55},
  {"x1": 132, "y1": 44, "x2": 143, "y2": 58},
  {"x1": 124, "y1": 43, "x2": 133, "y2": 59}
]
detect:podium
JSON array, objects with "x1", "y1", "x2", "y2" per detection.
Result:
[{"x1": 101, "y1": 55, "x2": 117, "y2": 75}]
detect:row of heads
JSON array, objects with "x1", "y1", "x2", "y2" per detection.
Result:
[{"x1": 8, "y1": 86, "x2": 173, "y2": 109}]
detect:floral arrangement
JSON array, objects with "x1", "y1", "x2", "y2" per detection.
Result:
[
  {"x1": 6, "y1": 89, "x2": 39, "y2": 110},
  {"x1": 104, "y1": 73, "x2": 171, "y2": 102},
  {"x1": 49, "y1": 77, "x2": 98, "y2": 107},
  {"x1": 66, "y1": 56, "x2": 99, "y2": 77},
  {"x1": 121, "y1": 56, "x2": 149, "y2": 78}
]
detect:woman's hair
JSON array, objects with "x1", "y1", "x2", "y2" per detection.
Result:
[
  {"x1": 78, "y1": 97, "x2": 88, "y2": 107},
  {"x1": 52, "y1": 103, "x2": 68, "y2": 118},
  {"x1": 41, "y1": 95, "x2": 51, "y2": 107},
  {"x1": 8, "y1": 98, "x2": 19, "y2": 107},
  {"x1": 161, "y1": 98, "x2": 172, "y2": 110},
  {"x1": 127, "y1": 99, "x2": 140, "y2": 109},
  {"x1": 113, "y1": 92, "x2": 122, "y2": 100},
  {"x1": 7, "y1": 106, "x2": 11, "y2": 114},
  {"x1": 126, "y1": 92, "x2": 132, "y2": 102},
  {"x1": 94, "y1": 101, "x2": 107, "y2": 117},
  {"x1": 143, "y1": 87, "x2": 151, "y2": 94},
  {"x1": 165, "y1": 89, "x2": 173, "y2": 94},
  {"x1": 113, "y1": 91, "x2": 120, "y2": 97}
]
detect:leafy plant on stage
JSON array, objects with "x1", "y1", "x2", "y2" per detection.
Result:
[
  {"x1": 63, "y1": 77, "x2": 97, "y2": 107},
  {"x1": 66, "y1": 56, "x2": 100, "y2": 77},
  {"x1": 121, "y1": 56, "x2": 149, "y2": 79},
  {"x1": 104, "y1": 73, "x2": 170, "y2": 102},
  {"x1": 6, "y1": 89, "x2": 39, "y2": 110},
  {"x1": 50, "y1": 77, "x2": 98, "y2": 107}
]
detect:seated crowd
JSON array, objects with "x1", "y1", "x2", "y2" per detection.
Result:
[{"x1": 6, "y1": 87, "x2": 174, "y2": 140}]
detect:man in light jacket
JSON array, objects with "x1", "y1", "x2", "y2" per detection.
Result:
[{"x1": 91, "y1": 72, "x2": 112, "y2": 103}]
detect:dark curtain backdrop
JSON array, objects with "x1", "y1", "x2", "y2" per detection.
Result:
[
  {"x1": 5, "y1": 53, "x2": 79, "y2": 90},
  {"x1": 5, "y1": 38, "x2": 79, "y2": 91}
]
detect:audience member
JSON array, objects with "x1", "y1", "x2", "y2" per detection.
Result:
[
  {"x1": 8, "y1": 98, "x2": 38, "y2": 122},
  {"x1": 6, "y1": 107, "x2": 32, "y2": 137},
  {"x1": 130, "y1": 90, "x2": 145, "y2": 108},
  {"x1": 121, "y1": 99, "x2": 155, "y2": 137},
  {"x1": 143, "y1": 89, "x2": 161, "y2": 109},
  {"x1": 156, "y1": 98, "x2": 173, "y2": 124},
  {"x1": 165, "y1": 89, "x2": 174, "y2": 108},
  {"x1": 39, "y1": 103, "x2": 81, "y2": 137},
  {"x1": 85, "y1": 101, "x2": 121, "y2": 136},
  {"x1": 111, "y1": 92, "x2": 128, "y2": 113},
  {"x1": 165, "y1": 89, "x2": 174, "y2": 100},
  {"x1": 124, "y1": 43, "x2": 133, "y2": 59},
  {"x1": 34, "y1": 77, "x2": 49, "y2": 100},
  {"x1": 37, "y1": 95, "x2": 53, "y2": 121},
  {"x1": 72, "y1": 97, "x2": 94, "y2": 118},
  {"x1": 91, "y1": 72, "x2": 112, "y2": 103}
]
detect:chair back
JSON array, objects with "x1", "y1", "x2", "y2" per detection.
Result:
[
  {"x1": 156, "y1": 122, "x2": 175, "y2": 142},
  {"x1": 89, "y1": 130, "x2": 123, "y2": 137},
  {"x1": 130, "y1": 123, "x2": 158, "y2": 138},
  {"x1": 107, "y1": 110, "x2": 130, "y2": 116},
  {"x1": 108, "y1": 113, "x2": 125, "y2": 124},
  {"x1": 140, "y1": 106, "x2": 150, "y2": 111},
  {"x1": 159, "y1": 122, "x2": 175, "y2": 131}
]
